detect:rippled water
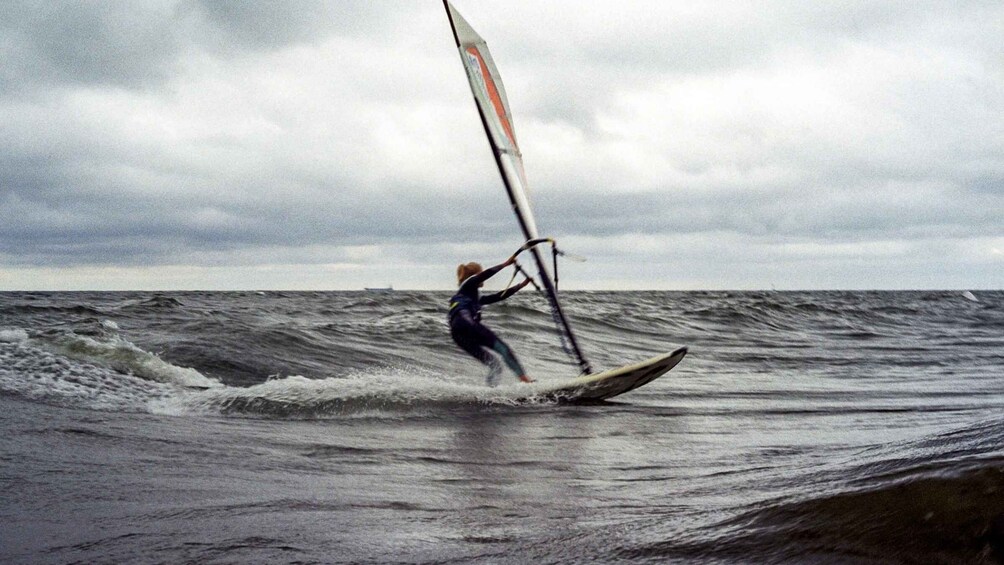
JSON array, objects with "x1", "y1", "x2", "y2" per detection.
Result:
[{"x1": 1, "y1": 290, "x2": 1003, "y2": 563}]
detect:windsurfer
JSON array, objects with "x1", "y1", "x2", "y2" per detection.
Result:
[{"x1": 448, "y1": 256, "x2": 534, "y2": 386}]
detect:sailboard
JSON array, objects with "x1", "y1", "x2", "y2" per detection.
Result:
[
  {"x1": 444, "y1": 2, "x2": 686, "y2": 399},
  {"x1": 519, "y1": 347, "x2": 688, "y2": 403}
]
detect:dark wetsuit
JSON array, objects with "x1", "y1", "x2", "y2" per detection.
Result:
[{"x1": 448, "y1": 263, "x2": 526, "y2": 386}]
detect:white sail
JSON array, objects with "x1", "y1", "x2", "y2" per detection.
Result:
[
  {"x1": 444, "y1": 1, "x2": 539, "y2": 239},
  {"x1": 444, "y1": 1, "x2": 592, "y2": 374}
]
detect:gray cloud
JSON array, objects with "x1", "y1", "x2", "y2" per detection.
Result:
[
  {"x1": 0, "y1": 1, "x2": 180, "y2": 92},
  {"x1": 0, "y1": 0, "x2": 414, "y2": 94},
  {"x1": 184, "y1": 0, "x2": 393, "y2": 50},
  {"x1": 0, "y1": 0, "x2": 1002, "y2": 289}
]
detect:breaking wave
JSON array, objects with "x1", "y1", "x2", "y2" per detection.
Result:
[
  {"x1": 0, "y1": 324, "x2": 558, "y2": 419},
  {"x1": 37, "y1": 329, "x2": 219, "y2": 390}
]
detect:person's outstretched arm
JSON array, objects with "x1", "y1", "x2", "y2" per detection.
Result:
[{"x1": 481, "y1": 277, "x2": 532, "y2": 305}]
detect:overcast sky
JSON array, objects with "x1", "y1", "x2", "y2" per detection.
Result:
[{"x1": 1, "y1": 0, "x2": 1001, "y2": 290}]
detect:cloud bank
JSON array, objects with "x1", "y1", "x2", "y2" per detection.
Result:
[{"x1": 1, "y1": 0, "x2": 1001, "y2": 289}]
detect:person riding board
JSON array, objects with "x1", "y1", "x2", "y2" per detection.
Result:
[{"x1": 449, "y1": 255, "x2": 534, "y2": 386}]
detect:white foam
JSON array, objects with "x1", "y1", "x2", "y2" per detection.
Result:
[
  {"x1": 0, "y1": 328, "x2": 29, "y2": 343},
  {"x1": 164, "y1": 366, "x2": 557, "y2": 418}
]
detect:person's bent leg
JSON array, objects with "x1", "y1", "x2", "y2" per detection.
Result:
[
  {"x1": 453, "y1": 317, "x2": 531, "y2": 385},
  {"x1": 491, "y1": 338, "x2": 531, "y2": 382},
  {"x1": 453, "y1": 327, "x2": 503, "y2": 387}
]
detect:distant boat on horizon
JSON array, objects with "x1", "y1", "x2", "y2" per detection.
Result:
[{"x1": 364, "y1": 286, "x2": 394, "y2": 293}]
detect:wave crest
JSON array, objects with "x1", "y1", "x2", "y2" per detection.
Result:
[{"x1": 36, "y1": 331, "x2": 219, "y2": 390}]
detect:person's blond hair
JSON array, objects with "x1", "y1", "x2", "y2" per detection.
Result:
[{"x1": 456, "y1": 262, "x2": 483, "y2": 285}]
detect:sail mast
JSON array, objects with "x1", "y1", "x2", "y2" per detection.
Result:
[{"x1": 444, "y1": 1, "x2": 592, "y2": 374}]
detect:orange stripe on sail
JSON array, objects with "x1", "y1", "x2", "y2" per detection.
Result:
[{"x1": 466, "y1": 46, "x2": 519, "y2": 151}]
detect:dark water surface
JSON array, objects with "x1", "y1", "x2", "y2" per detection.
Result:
[{"x1": 2, "y1": 290, "x2": 1003, "y2": 564}]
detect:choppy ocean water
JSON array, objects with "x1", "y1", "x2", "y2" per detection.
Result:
[{"x1": 1, "y1": 290, "x2": 1003, "y2": 564}]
